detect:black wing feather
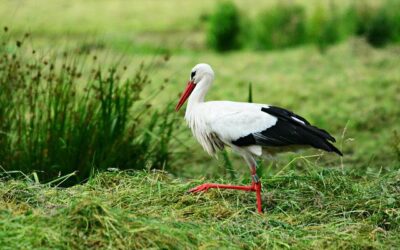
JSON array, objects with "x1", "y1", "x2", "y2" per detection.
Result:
[
  {"x1": 263, "y1": 106, "x2": 336, "y2": 142},
  {"x1": 232, "y1": 106, "x2": 342, "y2": 156}
]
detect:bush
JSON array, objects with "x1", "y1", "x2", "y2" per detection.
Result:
[
  {"x1": 0, "y1": 31, "x2": 177, "y2": 185},
  {"x1": 366, "y1": 9, "x2": 394, "y2": 47},
  {"x1": 350, "y1": 3, "x2": 375, "y2": 36},
  {"x1": 307, "y1": 4, "x2": 356, "y2": 51},
  {"x1": 255, "y1": 3, "x2": 306, "y2": 50},
  {"x1": 365, "y1": 1, "x2": 400, "y2": 47},
  {"x1": 345, "y1": 0, "x2": 400, "y2": 47},
  {"x1": 205, "y1": 1, "x2": 400, "y2": 52},
  {"x1": 207, "y1": 1, "x2": 241, "y2": 52}
]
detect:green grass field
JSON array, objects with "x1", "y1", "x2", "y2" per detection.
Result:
[
  {"x1": 1, "y1": 170, "x2": 400, "y2": 249},
  {"x1": 0, "y1": 0, "x2": 399, "y2": 249}
]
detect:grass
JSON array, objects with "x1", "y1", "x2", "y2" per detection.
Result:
[
  {"x1": 1, "y1": 8, "x2": 399, "y2": 195},
  {"x1": 254, "y1": 3, "x2": 307, "y2": 50},
  {"x1": 207, "y1": 1, "x2": 241, "y2": 51},
  {"x1": 0, "y1": 169, "x2": 399, "y2": 249},
  {"x1": 0, "y1": 0, "x2": 399, "y2": 248},
  {"x1": 1, "y1": 0, "x2": 395, "y2": 54},
  {"x1": 0, "y1": 33, "x2": 178, "y2": 184}
]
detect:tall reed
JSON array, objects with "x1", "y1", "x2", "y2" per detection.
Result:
[{"x1": 0, "y1": 29, "x2": 177, "y2": 185}]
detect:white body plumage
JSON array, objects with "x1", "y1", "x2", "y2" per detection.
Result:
[
  {"x1": 185, "y1": 101, "x2": 277, "y2": 157},
  {"x1": 182, "y1": 64, "x2": 277, "y2": 165},
  {"x1": 176, "y1": 63, "x2": 341, "y2": 169}
]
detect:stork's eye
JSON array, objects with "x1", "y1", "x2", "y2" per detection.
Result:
[{"x1": 191, "y1": 71, "x2": 196, "y2": 79}]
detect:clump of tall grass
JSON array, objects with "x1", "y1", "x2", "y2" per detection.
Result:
[
  {"x1": 307, "y1": 0, "x2": 400, "y2": 49},
  {"x1": 207, "y1": 1, "x2": 241, "y2": 52},
  {"x1": 307, "y1": 3, "x2": 357, "y2": 51},
  {"x1": 363, "y1": 1, "x2": 400, "y2": 47},
  {"x1": 254, "y1": 3, "x2": 306, "y2": 50},
  {"x1": 207, "y1": 1, "x2": 400, "y2": 52},
  {"x1": 0, "y1": 29, "x2": 177, "y2": 185}
]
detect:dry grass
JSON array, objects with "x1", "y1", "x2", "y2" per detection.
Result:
[{"x1": 0, "y1": 169, "x2": 399, "y2": 249}]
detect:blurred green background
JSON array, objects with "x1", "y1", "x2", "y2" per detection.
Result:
[{"x1": 0, "y1": 0, "x2": 399, "y2": 182}]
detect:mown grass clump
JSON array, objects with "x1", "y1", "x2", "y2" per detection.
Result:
[
  {"x1": 207, "y1": 1, "x2": 241, "y2": 52},
  {"x1": 0, "y1": 29, "x2": 178, "y2": 185},
  {"x1": 0, "y1": 168, "x2": 399, "y2": 249}
]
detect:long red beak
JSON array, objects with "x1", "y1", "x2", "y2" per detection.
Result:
[{"x1": 175, "y1": 81, "x2": 196, "y2": 111}]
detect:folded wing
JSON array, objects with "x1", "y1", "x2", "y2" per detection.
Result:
[{"x1": 225, "y1": 105, "x2": 342, "y2": 156}]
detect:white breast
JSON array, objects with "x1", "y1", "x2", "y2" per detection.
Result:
[
  {"x1": 185, "y1": 105, "x2": 225, "y2": 155},
  {"x1": 185, "y1": 101, "x2": 277, "y2": 156}
]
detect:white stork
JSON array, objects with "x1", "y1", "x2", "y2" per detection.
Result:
[{"x1": 175, "y1": 63, "x2": 342, "y2": 213}]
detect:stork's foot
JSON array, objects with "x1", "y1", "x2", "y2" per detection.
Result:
[
  {"x1": 188, "y1": 183, "x2": 213, "y2": 193},
  {"x1": 188, "y1": 183, "x2": 256, "y2": 193}
]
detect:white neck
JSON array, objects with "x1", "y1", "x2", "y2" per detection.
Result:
[
  {"x1": 184, "y1": 74, "x2": 216, "y2": 155},
  {"x1": 186, "y1": 75, "x2": 212, "y2": 113}
]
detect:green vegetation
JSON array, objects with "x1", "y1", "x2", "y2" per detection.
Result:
[
  {"x1": 0, "y1": 0, "x2": 399, "y2": 248},
  {"x1": 206, "y1": 0, "x2": 400, "y2": 51},
  {"x1": 364, "y1": 1, "x2": 400, "y2": 47},
  {"x1": 255, "y1": 3, "x2": 306, "y2": 50},
  {"x1": 0, "y1": 33, "x2": 176, "y2": 185},
  {"x1": 207, "y1": 2, "x2": 241, "y2": 51},
  {"x1": 1, "y1": 170, "x2": 399, "y2": 249},
  {"x1": 307, "y1": 4, "x2": 351, "y2": 51}
]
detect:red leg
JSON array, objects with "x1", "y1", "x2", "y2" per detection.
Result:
[
  {"x1": 251, "y1": 169, "x2": 263, "y2": 214},
  {"x1": 254, "y1": 182, "x2": 262, "y2": 213},
  {"x1": 189, "y1": 173, "x2": 263, "y2": 214}
]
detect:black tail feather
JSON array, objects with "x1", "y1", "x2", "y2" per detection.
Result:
[
  {"x1": 321, "y1": 140, "x2": 343, "y2": 156},
  {"x1": 233, "y1": 106, "x2": 343, "y2": 156},
  {"x1": 262, "y1": 106, "x2": 336, "y2": 143},
  {"x1": 257, "y1": 107, "x2": 343, "y2": 156}
]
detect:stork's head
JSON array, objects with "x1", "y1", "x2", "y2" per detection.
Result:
[{"x1": 175, "y1": 63, "x2": 214, "y2": 111}]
